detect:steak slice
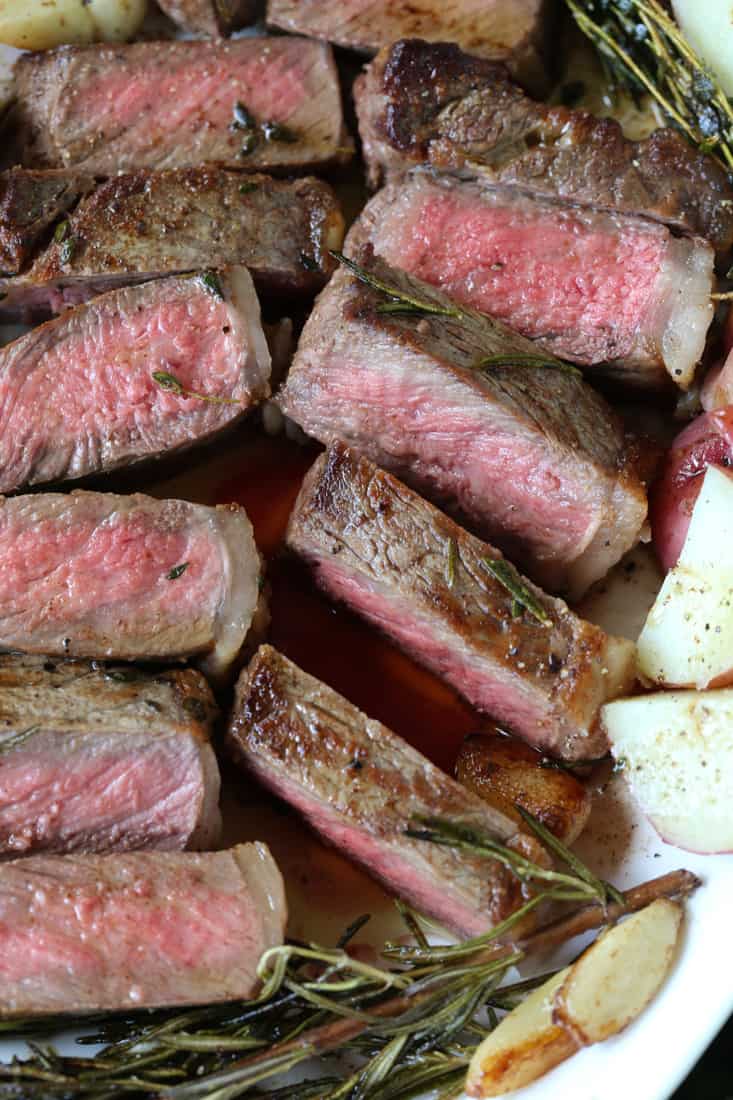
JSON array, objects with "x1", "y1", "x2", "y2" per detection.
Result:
[
  {"x1": 12, "y1": 38, "x2": 353, "y2": 175},
  {"x1": 229, "y1": 645, "x2": 542, "y2": 938},
  {"x1": 0, "y1": 491, "x2": 264, "y2": 680},
  {"x1": 348, "y1": 172, "x2": 714, "y2": 388},
  {"x1": 0, "y1": 267, "x2": 270, "y2": 492},
  {"x1": 287, "y1": 445, "x2": 635, "y2": 760},
  {"x1": 157, "y1": 0, "x2": 258, "y2": 36},
  {"x1": 0, "y1": 168, "x2": 93, "y2": 276},
  {"x1": 0, "y1": 169, "x2": 345, "y2": 315},
  {"x1": 277, "y1": 249, "x2": 647, "y2": 598},
  {"x1": 267, "y1": 0, "x2": 554, "y2": 95},
  {"x1": 0, "y1": 654, "x2": 221, "y2": 856},
  {"x1": 0, "y1": 843, "x2": 285, "y2": 1017},
  {"x1": 355, "y1": 39, "x2": 733, "y2": 253}
]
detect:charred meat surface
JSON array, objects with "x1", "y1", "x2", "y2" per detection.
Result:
[
  {"x1": 267, "y1": 0, "x2": 555, "y2": 94},
  {"x1": 277, "y1": 249, "x2": 647, "y2": 598},
  {"x1": 349, "y1": 172, "x2": 714, "y2": 388},
  {"x1": 355, "y1": 38, "x2": 733, "y2": 252},
  {"x1": 287, "y1": 445, "x2": 635, "y2": 761},
  {"x1": 0, "y1": 267, "x2": 270, "y2": 492},
  {"x1": 0, "y1": 654, "x2": 221, "y2": 856},
  {"x1": 157, "y1": 0, "x2": 259, "y2": 37},
  {"x1": 12, "y1": 38, "x2": 353, "y2": 175},
  {"x1": 0, "y1": 169, "x2": 345, "y2": 314},
  {"x1": 0, "y1": 843, "x2": 285, "y2": 1017},
  {"x1": 0, "y1": 168, "x2": 93, "y2": 276},
  {"x1": 228, "y1": 644, "x2": 543, "y2": 938},
  {"x1": 0, "y1": 491, "x2": 264, "y2": 680}
]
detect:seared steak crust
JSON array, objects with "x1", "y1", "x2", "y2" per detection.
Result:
[
  {"x1": 355, "y1": 39, "x2": 733, "y2": 251},
  {"x1": 277, "y1": 248, "x2": 647, "y2": 596},
  {"x1": 157, "y1": 0, "x2": 258, "y2": 36},
  {"x1": 287, "y1": 445, "x2": 635, "y2": 760},
  {"x1": 0, "y1": 169, "x2": 93, "y2": 276},
  {"x1": 229, "y1": 645, "x2": 541, "y2": 938}
]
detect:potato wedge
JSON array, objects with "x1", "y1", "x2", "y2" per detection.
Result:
[
  {"x1": 456, "y1": 732, "x2": 592, "y2": 844},
  {"x1": 465, "y1": 968, "x2": 577, "y2": 1098},
  {"x1": 0, "y1": 0, "x2": 145, "y2": 50},
  {"x1": 553, "y1": 899, "x2": 682, "y2": 1044}
]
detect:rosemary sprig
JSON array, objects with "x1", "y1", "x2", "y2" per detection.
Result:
[
  {"x1": 477, "y1": 353, "x2": 582, "y2": 378},
  {"x1": 0, "y1": 724, "x2": 41, "y2": 755},
  {"x1": 151, "y1": 371, "x2": 240, "y2": 407},
  {"x1": 445, "y1": 538, "x2": 459, "y2": 590},
  {"x1": 481, "y1": 557, "x2": 552, "y2": 626},
  {"x1": 565, "y1": 0, "x2": 733, "y2": 171},
  {"x1": 330, "y1": 252, "x2": 464, "y2": 320}
]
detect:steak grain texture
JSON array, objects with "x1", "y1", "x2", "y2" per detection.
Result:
[
  {"x1": 355, "y1": 38, "x2": 733, "y2": 253},
  {"x1": 228, "y1": 645, "x2": 542, "y2": 938},
  {"x1": 0, "y1": 491, "x2": 265, "y2": 680},
  {"x1": 349, "y1": 173, "x2": 713, "y2": 388},
  {"x1": 0, "y1": 267, "x2": 270, "y2": 492},
  {"x1": 13, "y1": 38, "x2": 353, "y2": 174},
  {"x1": 0, "y1": 654, "x2": 221, "y2": 856},
  {"x1": 157, "y1": 0, "x2": 258, "y2": 36},
  {"x1": 267, "y1": 0, "x2": 555, "y2": 94},
  {"x1": 276, "y1": 249, "x2": 647, "y2": 598},
  {"x1": 0, "y1": 169, "x2": 345, "y2": 314},
  {"x1": 0, "y1": 844, "x2": 286, "y2": 1017},
  {"x1": 0, "y1": 169, "x2": 93, "y2": 276},
  {"x1": 287, "y1": 445, "x2": 635, "y2": 760}
]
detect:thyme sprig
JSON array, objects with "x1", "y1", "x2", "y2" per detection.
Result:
[
  {"x1": 565, "y1": 0, "x2": 733, "y2": 170},
  {"x1": 330, "y1": 252, "x2": 464, "y2": 320},
  {"x1": 151, "y1": 372, "x2": 240, "y2": 407}
]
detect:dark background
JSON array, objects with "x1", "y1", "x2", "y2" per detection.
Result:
[{"x1": 674, "y1": 1016, "x2": 731, "y2": 1097}]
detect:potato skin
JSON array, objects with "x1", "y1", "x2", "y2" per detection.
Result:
[{"x1": 455, "y1": 732, "x2": 592, "y2": 845}]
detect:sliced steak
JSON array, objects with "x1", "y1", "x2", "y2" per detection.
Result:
[
  {"x1": 0, "y1": 654, "x2": 221, "y2": 856},
  {"x1": 0, "y1": 843, "x2": 285, "y2": 1017},
  {"x1": 157, "y1": 0, "x2": 258, "y2": 36},
  {"x1": 277, "y1": 249, "x2": 647, "y2": 598},
  {"x1": 0, "y1": 168, "x2": 93, "y2": 276},
  {"x1": 12, "y1": 38, "x2": 353, "y2": 175},
  {"x1": 348, "y1": 172, "x2": 714, "y2": 387},
  {"x1": 267, "y1": 0, "x2": 554, "y2": 95},
  {"x1": 229, "y1": 645, "x2": 543, "y2": 938},
  {"x1": 0, "y1": 491, "x2": 264, "y2": 680},
  {"x1": 0, "y1": 267, "x2": 270, "y2": 492},
  {"x1": 287, "y1": 445, "x2": 635, "y2": 760},
  {"x1": 355, "y1": 39, "x2": 733, "y2": 253},
  {"x1": 0, "y1": 169, "x2": 345, "y2": 315}
]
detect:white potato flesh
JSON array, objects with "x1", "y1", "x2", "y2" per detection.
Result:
[
  {"x1": 673, "y1": 0, "x2": 733, "y2": 96},
  {"x1": 0, "y1": 0, "x2": 145, "y2": 49},
  {"x1": 637, "y1": 465, "x2": 733, "y2": 689},
  {"x1": 553, "y1": 899, "x2": 682, "y2": 1044},
  {"x1": 603, "y1": 689, "x2": 733, "y2": 852},
  {"x1": 465, "y1": 969, "x2": 577, "y2": 1097}
]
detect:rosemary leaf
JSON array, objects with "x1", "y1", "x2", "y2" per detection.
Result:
[
  {"x1": 196, "y1": 271, "x2": 224, "y2": 301},
  {"x1": 0, "y1": 724, "x2": 41, "y2": 755},
  {"x1": 515, "y1": 805, "x2": 625, "y2": 906},
  {"x1": 477, "y1": 352, "x2": 581, "y2": 378},
  {"x1": 445, "y1": 538, "x2": 459, "y2": 590},
  {"x1": 166, "y1": 563, "x2": 189, "y2": 581},
  {"x1": 330, "y1": 252, "x2": 464, "y2": 320},
  {"x1": 481, "y1": 558, "x2": 552, "y2": 626}
]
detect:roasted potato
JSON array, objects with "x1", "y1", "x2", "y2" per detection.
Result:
[
  {"x1": 673, "y1": 0, "x2": 733, "y2": 95},
  {"x1": 455, "y1": 732, "x2": 592, "y2": 844},
  {"x1": 0, "y1": 0, "x2": 146, "y2": 50}
]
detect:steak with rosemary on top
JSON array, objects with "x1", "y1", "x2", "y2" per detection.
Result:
[
  {"x1": 0, "y1": 169, "x2": 345, "y2": 315},
  {"x1": 0, "y1": 490, "x2": 265, "y2": 680},
  {"x1": 0, "y1": 844, "x2": 285, "y2": 1017},
  {"x1": 276, "y1": 249, "x2": 647, "y2": 598},
  {"x1": 0, "y1": 268, "x2": 270, "y2": 491},
  {"x1": 0, "y1": 654, "x2": 221, "y2": 856},
  {"x1": 228, "y1": 645, "x2": 544, "y2": 938},
  {"x1": 157, "y1": 0, "x2": 258, "y2": 36},
  {"x1": 267, "y1": 0, "x2": 554, "y2": 94},
  {"x1": 11, "y1": 37, "x2": 353, "y2": 175},
  {"x1": 355, "y1": 38, "x2": 733, "y2": 253},
  {"x1": 287, "y1": 445, "x2": 635, "y2": 761},
  {"x1": 348, "y1": 172, "x2": 713, "y2": 388}
]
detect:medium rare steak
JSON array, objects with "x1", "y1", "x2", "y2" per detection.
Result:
[
  {"x1": 157, "y1": 0, "x2": 258, "y2": 37},
  {"x1": 0, "y1": 654, "x2": 221, "y2": 856},
  {"x1": 287, "y1": 445, "x2": 635, "y2": 761},
  {"x1": 0, "y1": 169, "x2": 93, "y2": 276},
  {"x1": 267, "y1": 0, "x2": 554, "y2": 94},
  {"x1": 0, "y1": 169, "x2": 344, "y2": 314},
  {"x1": 348, "y1": 172, "x2": 714, "y2": 387},
  {"x1": 0, "y1": 267, "x2": 270, "y2": 492},
  {"x1": 229, "y1": 645, "x2": 543, "y2": 938},
  {"x1": 0, "y1": 843, "x2": 285, "y2": 1017},
  {"x1": 12, "y1": 38, "x2": 353, "y2": 175},
  {"x1": 355, "y1": 39, "x2": 733, "y2": 253},
  {"x1": 0, "y1": 491, "x2": 265, "y2": 679},
  {"x1": 277, "y1": 249, "x2": 647, "y2": 597}
]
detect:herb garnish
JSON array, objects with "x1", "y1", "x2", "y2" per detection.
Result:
[
  {"x1": 53, "y1": 220, "x2": 70, "y2": 244},
  {"x1": 151, "y1": 371, "x2": 240, "y2": 406},
  {"x1": 262, "y1": 120, "x2": 298, "y2": 143},
  {"x1": 239, "y1": 181, "x2": 258, "y2": 194},
  {"x1": 196, "y1": 270, "x2": 224, "y2": 300},
  {"x1": 477, "y1": 352, "x2": 582, "y2": 378},
  {"x1": 0, "y1": 724, "x2": 40, "y2": 756},
  {"x1": 166, "y1": 562, "x2": 189, "y2": 580},
  {"x1": 299, "y1": 251, "x2": 320, "y2": 271},
  {"x1": 446, "y1": 537, "x2": 459, "y2": 589},
  {"x1": 330, "y1": 251, "x2": 464, "y2": 319},
  {"x1": 59, "y1": 236, "x2": 76, "y2": 264},
  {"x1": 482, "y1": 557, "x2": 552, "y2": 626},
  {"x1": 232, "y1": 100, "x2": 256, "y2": 130}
]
